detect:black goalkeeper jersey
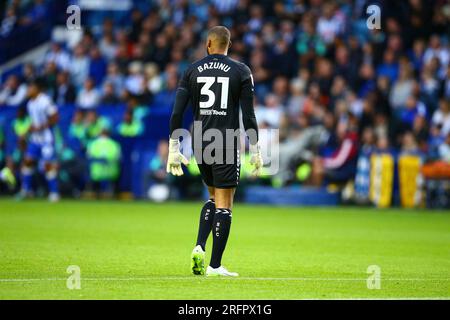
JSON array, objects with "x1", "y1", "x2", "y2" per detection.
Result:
[{"x1": 169, "y1": 54, "x2": 258, "y2": 150}]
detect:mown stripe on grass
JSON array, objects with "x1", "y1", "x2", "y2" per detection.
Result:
[{"x1": 1, "y1": 277, "x2": 449, "y2": 282}]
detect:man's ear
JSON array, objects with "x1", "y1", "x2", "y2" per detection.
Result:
[
  {"x1": 206, "y1": 39, "x2": 211, "y2": 54},
  {"x1": 228, "y1": 40, "x2": 232, "y2": 49}
]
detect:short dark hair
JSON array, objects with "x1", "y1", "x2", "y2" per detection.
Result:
[
  {"x1": 29, "y1": 77, "x2": 47, "y2": 91},
  {"x1": 207, "y1": 26, "x2": 231, "y2": 49}
]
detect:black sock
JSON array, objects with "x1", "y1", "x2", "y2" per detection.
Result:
[
  {"x1": 210, "y1": 208, "x2": 232, "y2": 268},
  {"x1": 195, "y1": 199, "x2": 215, "y2": 251}
]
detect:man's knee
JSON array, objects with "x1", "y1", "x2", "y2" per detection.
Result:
[
  {"x1": 208, "y1": 186, "x2": 215, "y2": 200},
  {"x1": 44, "y1": 162, "x2": 57, "y2": 171},
  {"x1": 23, "y1": 157, "x2": 35, "y2": 168},
  {"x1": 214, "y1": 187, "x2": 235, "y2": 209}
]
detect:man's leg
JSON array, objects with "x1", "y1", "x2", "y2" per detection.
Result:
[
  {"x1": 44, "y1": 162, "x2": 60, "y2": 202},
  {"x1": 20, "y1": 157, "x2": 35, "y2": 196},
  {"x1": 195, "y1": 186, "x2": 216, "y2": 251},
  {"x1": 20, "y1": 142, "x2": 41, "y2": 196},
  {"x1": 191, "y1": 186, "x2": 216, "y2": 275},
  {"x1": 42, "y1": 140, "x2": 59, "y2": 202},
  {"x1": 209, "y1": 187, "x2": 234, "y2": 269},
  {"x1": 191, "y1": 159, "x2": 216, "y2": 275}
]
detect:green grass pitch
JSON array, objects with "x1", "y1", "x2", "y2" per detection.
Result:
[{"x1": 0, "y1": 199, "x2": 449, "y2": 299}]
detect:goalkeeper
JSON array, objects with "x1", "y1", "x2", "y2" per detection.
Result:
[{"x1": 167, "y1": 26, "x2": 262, "y2": 277}]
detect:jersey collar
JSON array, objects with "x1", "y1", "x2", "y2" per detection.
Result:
[{"x1": 208, "y1": 53, "x2": 227, "y2": 59}]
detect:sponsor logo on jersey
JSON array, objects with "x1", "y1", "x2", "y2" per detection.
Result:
[{"x1": 200, "y1": 109, "x2": 227, "y2": 116}]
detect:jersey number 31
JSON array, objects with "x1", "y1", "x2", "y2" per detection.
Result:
[{"x1": 197, "y1": 77, "x2": 229, "y2": 109}]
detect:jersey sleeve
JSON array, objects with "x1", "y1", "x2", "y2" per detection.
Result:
[
  {"x1": 169, "y1": 67, "x2": 191, "y2": 137},
  {"x1": 178, "y1": 66, "x2": 190, "y2": 92},
  {"x1": 239, "y1": 64, "x2": 258, "y2": 145},
  {"x1": 239, "y1": 64, "x2": 254, "y2": 98}
]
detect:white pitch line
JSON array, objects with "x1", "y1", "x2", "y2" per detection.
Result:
[
  {"x1": 0, "y1": 277, "x2": 449, "y2": 282},
  {"x1": 335, "y1": 297, "x2": 450, "y2": 300}
]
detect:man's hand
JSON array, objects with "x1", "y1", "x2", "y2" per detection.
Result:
[
  {"x1": 28, "y1": 125, "x2": 41, "y2": 134},
  {"x1": 249, "y1": 143, "x2": 263, "y2": 177},
  {"x1": 166, "y1": 138, "x2": 189, "y2": 176},
  {"x1": 29, "y1": 123, "x2": 48, "y2": 134}
]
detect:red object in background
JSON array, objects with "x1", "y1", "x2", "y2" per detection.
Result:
[{"x1": 422, "y1": 161, "x2": 450, "y2": 179}]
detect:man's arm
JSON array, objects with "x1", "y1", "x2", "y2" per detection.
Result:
[
  {"x1": 169, "y1": 68, "x2": 191, "y2": 137},
  {"x1": 240, "y1": 64, "x2": 262, "y2": 176},
  {"x1": 167, "y1": 70, "x2": 191, "y2": 176},
  {"x1": 47, "y1": 106, "x2": 59, "y2": 127},
  {"x1": 240, "y1": 65, "x2": 258, "y2": 145},
  {"x1": 169, "y1": 87, "x2": 190, "y2": 137},
  {"x1": 43, "y1": 102, "x2": 59, "y2": 130}
]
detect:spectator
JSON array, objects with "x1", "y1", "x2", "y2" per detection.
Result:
[
  {"x1": 439, "y1": 133, "x2": 450, "y2": 163},
  {"x1": 89, "y1": 46, "x2": 107, "y2": 86},
  {"x1": 296, "y1": 13, "x2": 326, "y2": 64},
  {"x1": 101, "y1": 82, "x2": 120, "y2": 105},
  {"x1": 68, "y1": 109, "x2": 87, "y2": 147},
  {"x1": 144, "y1": 63, "x2": 163, "y2": 95},
  {"x1": 126, "y1": 95, "x2": 148, "y2": 120},
  {"x1": 354, "y1": 126, "x2": 376, "y2": 204},
  {"x1": 53, "y1": 71, "x2": 76, "y2": 105},
  {"x1": 317, "y1": 1, "x2": 344, "y2": 45},
  {"x1": 99, "y1": 33, "x2": 117, "y2": 62},
  {"x1": 70, "y1": 45, "x2": 90, "y2": 88},
  {"x1": 443, "y1": 65, "x2": 450, "y2": 99},
  {"x1": 76, "y1": 78, "x2": 100, "y2": 110},
  {"x1": 0, "y1": 75, "x2": 27, "y2": 106},
  {"x1": 124, "y1": 61, "x2": 145, "y2": 96},
  {"x1": 22, "y1": 63, "x2": 36, "y2": 83},
  {"x1": 42, "y1": 61, "x2": 58, "y2": 90},
  {"x1": 12, "y1": 107, "x2": 31, "y2": 141},
  {"x1": 86, "y1": 127, "x2": 121, "y2": 198},
  {"x1": 431, "y1": 99, "x2": 450, "y2": 137},
  {"x1": 152, "y1": 70, "x2": 177, "y2": 108},
  {"x1": 397, "y1": 95, "x2": 427, "y2": 128},
  {"x1": 311, "y1": 121, "x2": 358, "y2": 186},
  {"x1": 103, "y1": 62, "x2": 125, "y2": 95},
  {"x1": 255, "y1": 94, "x2": 284, "y2": 129},
  {"x1": 412, "y1": 115, "x2": 429, "y2": 152},
  {"x1": 45, "y1": 42, "x2": 70, "y2": 71},
  {"x1": 84, "y1": 110, "x2": 110, "y2": 140},
  {"x1": 1, "y1": 6, "x2": 17, "y2": 37},
  {"x1": 6, "y1": 107, "x2": 30, "y2": 175},
  {"x1": 117, "y1": 110, "x2": 143, "y2": 137},
  {"x1": 409, "y1": 38, "x2": 426, "y2": 73},
  {"x1": 150, "y1": 33, "x2": 171, "y2": 69},
  {"x1": 20, "y1": 0, "x2": 47, "y2": 25},
  {"x1": 424, "y1": 35, "x2": 449, "y2": 78},
  {"x1": 376, "y1": 50, "x2": 399, "y2": 84},
  {"x1": 401, "y1": 131, "x2": 420, "y2": 155},
  {"x1": 420, "y1": 63, "x2": 441, "y2": 112},
  {"x1": 389, "y1": 62, "x2": 415, "y2": 110},
  {"x1": 286, "y1": 78, "x2": 306, "y2": 117}
]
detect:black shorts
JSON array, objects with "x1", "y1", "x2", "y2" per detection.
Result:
[{"x1": 193, "y1": 148, "x2": 241, "y2": 189}]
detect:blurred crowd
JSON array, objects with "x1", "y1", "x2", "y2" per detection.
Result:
[
  {"x1": 0, "y1": 0, "x2": 450, "y2": 198},
  {"x1": 0, "y1": 0, "x2": 51, "y2": 38}
]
